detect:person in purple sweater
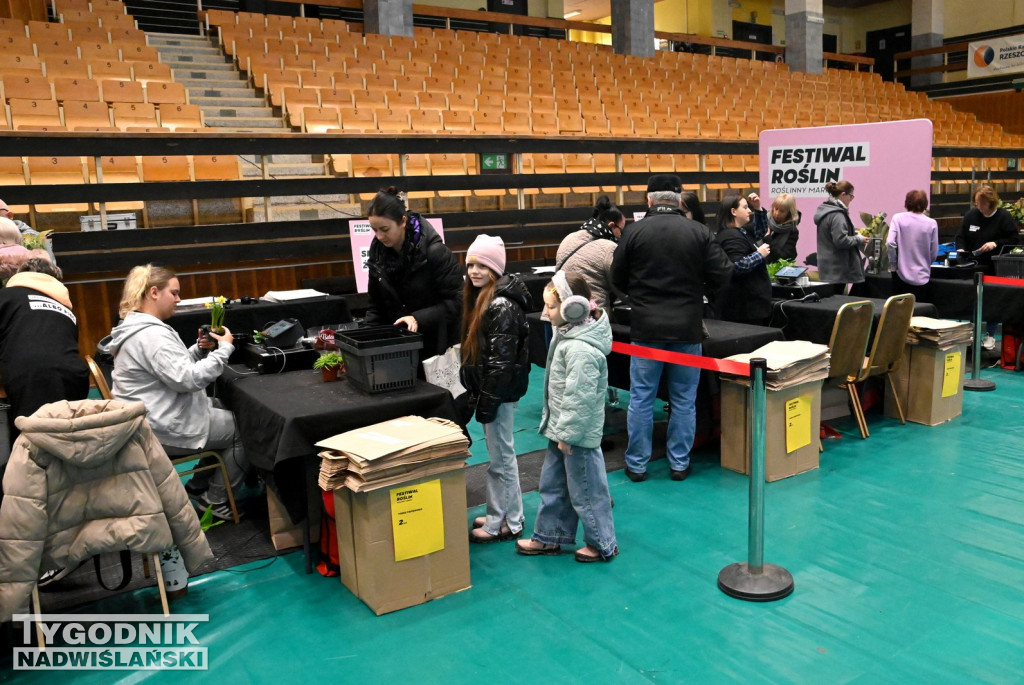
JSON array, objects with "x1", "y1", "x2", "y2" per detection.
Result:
[{"x1": 886, "y1": 189, "x2": 939, "y2": 303}]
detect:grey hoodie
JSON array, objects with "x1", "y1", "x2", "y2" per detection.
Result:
[
  {"x1": 106, "y1": 312, "x2": 233, "y2": 449},
  {"x1": 539, "y1": 312, "x2": 612, "y2": 449},
  {"x1": 814, "y1": 199, "x2": 865, "y2": 284}
]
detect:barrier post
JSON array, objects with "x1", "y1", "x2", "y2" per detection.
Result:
[
  {"x1": 964, "y1": 271, "x2": 996, "y2": 392},
  {"x1": 718, "y1": 358, "x2": 794, "y2": 602}
]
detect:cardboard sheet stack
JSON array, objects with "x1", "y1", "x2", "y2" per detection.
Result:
[
  {"x1": 721, "y1": 340, "x2": 831, "y2": 389},
  {"x1": 906, "y1": 316, "x2": 973, "y2": 348},
  {"x1": 317, "y1": 415, "x2": 469, "y2": 492}
]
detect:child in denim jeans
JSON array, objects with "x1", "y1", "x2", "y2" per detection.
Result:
[{"x1": 516, "y1": 270, "x2": 618, "y2": 562}]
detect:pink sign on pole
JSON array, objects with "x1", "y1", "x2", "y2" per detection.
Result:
[
  {"x1": 758, "y1": 119, "x2": 933, "y2": 268},
  {"x1": 349, "y1": 218, "x2": 445, "y2": 293}
]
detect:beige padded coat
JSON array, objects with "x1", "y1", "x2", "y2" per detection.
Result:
[{"x1": 0, "y1": 399, "x2": 214, "y2": 621}]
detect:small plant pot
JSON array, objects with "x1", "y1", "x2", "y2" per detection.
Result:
[
  {"x1": 159, "y1": 545, "x2": 189, "y2": 600},
  {"x1": 321, "y1": 364, "x2": 342, "y2": 382}
]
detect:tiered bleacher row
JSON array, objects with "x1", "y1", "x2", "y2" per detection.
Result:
[{"x1": 1, "y1": 2, "x2": 1023, "y2": 226}]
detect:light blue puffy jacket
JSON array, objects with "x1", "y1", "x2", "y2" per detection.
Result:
[{"x1": 539, "y1": 313, "x2": 612, "y2": 449}]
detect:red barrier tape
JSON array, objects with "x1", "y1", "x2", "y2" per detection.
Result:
[
  {"x1": 982, "y1": 275, "x2": 1024, "y2": 288},
  {"x1": 611, "y1": 341, "x2": 752, "y2": 377}
]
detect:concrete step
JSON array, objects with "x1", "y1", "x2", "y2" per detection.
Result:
[
  {"x1": 176, "y1": 75, "x2": 249, "y2": 87},
  {"x1": 247, "y1": 201, "x2": 360, "y2": 222},
  {"x1": 150, "y1": 41, "x2": 223, "y2": 51},
  {"x1": 164, "y1": 58, "x2": 234, "y2": 70},
  {"x1": 203, "y1": 105, "x2": 276, "y2": 117},
  {"x1": 240, "y1": 154, "x2": 324, "y2": 166},
  {"x1": 190, "y1": 96, "x2": 268, "y2": 108},
  {"x1": 243, "y1": 163, "x2": 329, "y2": 177},
  {"x1": 188, "y1": 87, "x2": 261, "y2": 99},
  {"x1": 204, "y1": 116, "x2": 287, "y2": 128},
  {"x1": 153, "y1": 45, "x2": 224, "y2": 56}
]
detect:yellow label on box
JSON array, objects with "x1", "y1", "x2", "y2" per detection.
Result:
[
  {"x1": 390, "y1": 479, "x2": 444, "y2": 562},
  {"x1": 785, "y1": 395, "x2": 812, "y2": 454},
  {"x1": 942, "y1": 351, "x2": 961, "y2": 398}
]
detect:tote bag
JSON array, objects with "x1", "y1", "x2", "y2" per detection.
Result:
[{"x1": 422, "y1": 344, "x2": 467, "y2": 398}]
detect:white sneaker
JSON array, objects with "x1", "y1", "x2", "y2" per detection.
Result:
[{"x1": 982, "y1": 334, "x2": 996, "y2": 350}]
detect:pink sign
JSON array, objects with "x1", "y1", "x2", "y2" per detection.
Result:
[
  {"x1": 758, "y1": 119, "x2": 933, "y2": 268},
  {"x1": 349, "y1": 217, "x2": 445, "y2": 293}
]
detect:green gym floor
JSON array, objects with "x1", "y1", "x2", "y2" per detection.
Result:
[{"x1": 6, "y1": 367, "x2": 1024, "y2": 684}]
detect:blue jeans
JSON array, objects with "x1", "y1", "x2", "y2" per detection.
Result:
[
  {"x1": 625, "y1": 341, "x2": 702, "y2": 473},
  {"x1": 481, "y1": 402, "x2": 524, "y2": 535},
  {"x1": 532, "y1": 440, "x2": 616, "y2": 557}
]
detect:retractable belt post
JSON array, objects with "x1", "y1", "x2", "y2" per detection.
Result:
[
  {"x1": 964, "y1": 271, "x2": 996, "y2": 392},
  {"x1": 717, "y1": 358, "x2": 794, "y2": 602}
]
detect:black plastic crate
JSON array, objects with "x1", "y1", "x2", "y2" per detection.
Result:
[
  {"x1": 336, "y1": 326, "x2": 423, "y2": 394},
  {"x1": 992, "y1": 246, "x2": 1024, "y2": 279}
]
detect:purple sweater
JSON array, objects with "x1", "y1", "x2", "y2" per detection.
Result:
[{"x1": 887, "y1": 211, "x2": 939, "y2": 286}]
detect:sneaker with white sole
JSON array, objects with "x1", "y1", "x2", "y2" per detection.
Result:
[
  {"x1": 191, "y1": 491, "x2": 238, "y2": 522},
  {"x1": 38, "y1": 561, "x2": 83, "y2": 589},
  {"x1": 982, "y1": 334, "x2": 996, "y2": 350}
]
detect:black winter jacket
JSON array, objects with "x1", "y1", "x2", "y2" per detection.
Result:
[
  {"x1": 611, "y1": 204, "x2": 733, "y2": 343},
  {"x1": 459, "y1": 274, "x2": 532, "y2": 424},
  {"x1": 713, "y1": 225, "x2": 772, "y2": 325},
  {"x1": 364, "y1": 213, "x2": 464, "y2": 361},
  {"x1": 752, "y1": 208, "x2": 801, "y2": 263}
]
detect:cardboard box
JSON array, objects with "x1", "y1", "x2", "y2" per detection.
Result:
[
  {"x1": 720, "y1": 378, "x2": 822, "y2": 481},
  {"x1": 886, "y1": 344, "x2": 965, "y2": 426},
  {"x1": 334, "y1": 467, "x2": 470, "y2": 615}
]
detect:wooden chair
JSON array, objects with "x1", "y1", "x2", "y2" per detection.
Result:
[
  {"x1": 824, "y1": 300, "x2": 874, "y2": 444},
  {"x1": 63, "y1": 99, "x2": 112, "y2": 129},
  {"x1": 850, "y1": 294, "x2": 916, "y2": 438},
  {"x1": 85, "y1": 355, "x2": 240, "y2": 525}
]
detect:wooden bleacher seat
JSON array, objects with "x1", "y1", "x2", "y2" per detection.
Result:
[
  {"x1": 101, "y1": 78, "x2": 145, "y2": 103},
  {"x1": 300, "y1": 71, "x2": 333, "y2": 90},
  {"x1": 111, "y1": 101, "x2": 157, "y2": 129},
  {"x1": 78, "y1": 41, "x2": 120, "y2": 62},
  {"x1": 471, "y1": 110, "x2": 501, "y2": 134},
  {"x1": 52, "y1": 76, "x2": 100, "y2": 103},
  {"x1": 26, "y1": 155, "x2": 90, "y2": 212},
  {"x1": 0, "y1": 54, "x2": 43, "y2": 75},
  {"x1": 338, "y1": 106, "x2": 375, "y2": 133},
  {"x1": 384, "y1": 89, "x2": 417, "y2": 110},
  {"x1": 43, "y1": 58, "x2": 92, "y2": 80},
  {"x1": 409, "y1": 109, "x2": 441, "y2": 133},
  {"x1": 98, "y1": 13, "x2": 137, "y2": 31},
  {"x1": 145, "y1": 81, "x2": 187, "y2": 105},
  {"x1": 91, "y1": 60, "x2": 132, "y2": 81},
  {"x1": 300, "y1": 106, "x2": 340, "y2": 133},
  {"x1": 0, "y1": 33, "x2": 35, "y2": 55},
  {"x1": 62, "y1": 99, "x2": 111, "y2": 128},
  {"x1": 441, "y1": 109, "x2": 472, "y2": 133},
  {"x1": 10, "y1": 99, "x2": 62, "y2": 129},
  {"x1": 318, "y1": 88, "x2": 352, "y2": 108},
  {"x1": 157, "y1": 103, "x2": 202, "y2": 131},
  {"x1": 3, "y1": 74, "x2": 54, "y2": 100},
  {"x1": 374, "y1": 108, "x2": 410, "y2": 134},
  {"x1": 130, "y1": 61, "x2": 173, "y2": 86},
  {"x1": 27, "y1": 21, "x2": 71, "y2": 42}
]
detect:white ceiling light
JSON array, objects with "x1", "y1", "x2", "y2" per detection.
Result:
[{"x1": 564, "y1": 10, "x2": 581, "y2": 18}]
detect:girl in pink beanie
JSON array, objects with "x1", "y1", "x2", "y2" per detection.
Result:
[{"x1": 462, "y1": 234, "x2": 534, "y2": 543}]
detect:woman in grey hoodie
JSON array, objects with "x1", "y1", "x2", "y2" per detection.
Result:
[
  {"x1": 814, "y1": 180, "x2": 868, "y2": 292},
  {"x1": 106, "y1": 264, "x2": 248, "y2": 520}
]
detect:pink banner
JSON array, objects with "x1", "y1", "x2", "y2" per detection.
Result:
[
  {"x1": 349, "y1": 218, "x2": 445, "y2": 293},
  {"x1": 758, "y1": 119, "x2": 934, "y2": 268}
]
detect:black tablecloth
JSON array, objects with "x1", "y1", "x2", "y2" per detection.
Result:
[
  {"x1": 770, "y1": 295, "x2": 939, "y2": 345},
  {"x1": 772, "y1": 282, "x2": 838, "y2": 300},
  {"x1": 218, "y1": 368, "x2": 458, "y2": 522},
  {"x1": 168, "y1": 296, "x2": 352, "y2": 344},
  {"x1": 863, "y1": 274, "x2": 1024, "y2": 326}
]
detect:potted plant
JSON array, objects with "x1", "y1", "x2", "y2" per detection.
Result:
[
  {"x1": 858, "y1": 211, "x2": 890, "y2": 273},
  {"x1": 203, "y1": 296, "x2": 228, "y2": 335},
  {"x1": 313, "y1": 352, "x2": 345, "y2": 382},
  {"x1": 160, "y1": 505, "x2": 224, "y2": 600}
]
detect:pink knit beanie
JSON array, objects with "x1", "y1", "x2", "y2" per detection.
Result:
[{"x1": 466, "y1": 234, "x2": 506, "y2": 276}]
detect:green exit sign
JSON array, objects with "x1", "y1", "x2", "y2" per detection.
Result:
[{"x1": 480, "y1": 153, "x2": 509, "y2": 174}]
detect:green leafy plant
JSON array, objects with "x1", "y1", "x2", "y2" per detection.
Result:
[
  {"x1": 252, "y1": 329, "x2": 265, "y2": 344},
  {"x1": 767, "y1": 258, "x2": 796, "y2": 282},
  {"x1": 22, "y1": 230, "x2": 52, "y2": 252},
  {"x1": 858, "y1": 211, "x2": 888, "y2": 238},
  {"x1": 1001, "y1": 199, "x2": 1024, "y2": 228},
  {"x1": 313, "y1": 352, "x2": 344, "y2": 370},
  {"x1": 204, "y1": 296, "x2": 227, "y2": 334},
  {"x1": 199, "y1": 505, "x2": 224, "y2": 532}
]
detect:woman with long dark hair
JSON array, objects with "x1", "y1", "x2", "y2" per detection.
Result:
[
  {"x1": 713, "y1": 195, "x2": 772, "y2": 325},
  {"x1": 364, "y1": 187, "x2": 464, "y2": 361}
]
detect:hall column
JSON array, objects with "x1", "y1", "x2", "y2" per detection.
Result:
[
  {"x1": 364, "y1": 0, "x2": 413, "y2": 37},
  {"x1": 784, "y1": 0, "x2": 823, "y2": 75},
  {"x1": 610, "y1": 0, "x2": 654, "y2": 57},
  {"x1": 911, "y1": 0, "x2": 943, "y2": 87}
]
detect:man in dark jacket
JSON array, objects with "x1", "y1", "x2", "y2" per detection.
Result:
[{"x1": 611, "y1": 174, "x2": 733, "y2": 482}]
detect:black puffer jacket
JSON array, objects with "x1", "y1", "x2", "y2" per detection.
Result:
[
  {"x1": 459, "y1": 274, "x2": 532, "y2": 424},
  {"x1": 364, "y1": 213, "x2": 464, "y2": 361}
]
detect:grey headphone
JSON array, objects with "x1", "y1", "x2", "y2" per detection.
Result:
[{"x1": 551, "y1": 271, "x2": 591, "y2": 324}]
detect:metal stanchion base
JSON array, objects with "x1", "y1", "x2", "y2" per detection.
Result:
[
  {"x1": 964, "y1": 378, "x2": 996, "y2": 392},
  {"x1": 718, "y1": 562, "x2": 794, "y2": 602}
]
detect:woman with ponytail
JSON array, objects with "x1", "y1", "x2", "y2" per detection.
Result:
[
  {"x1": 107, "y1": 265, "x2": 249, "y2": 520},
  {"x1": 461, "y1": 235, "x2": 532, "y2": 543},
  {"x1": 364, "y1": 187, "x2": 464, "y2": 362}
]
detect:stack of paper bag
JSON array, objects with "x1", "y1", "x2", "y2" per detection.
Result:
[
  {"x1": 317, "y1": 415, "x2": 469, "y2": 492},
  {"x1": 906, "y1": 316, "x2": 973, "y2": 349},
  {"x1": 721, "y1": 340, "x2": 830, "y2": 390}
]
